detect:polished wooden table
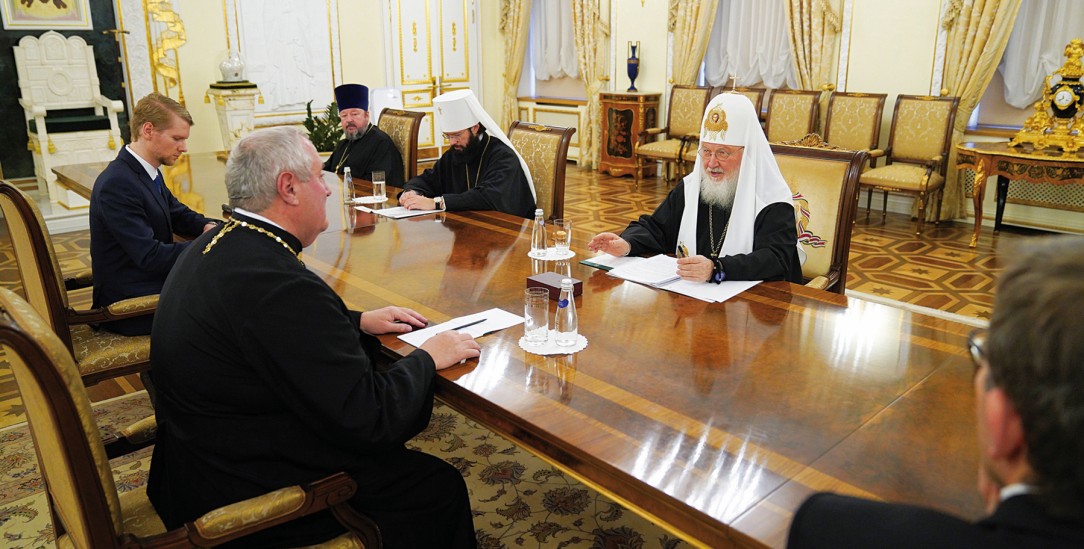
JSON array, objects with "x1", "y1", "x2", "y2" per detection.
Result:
[
  {"x1": 303, "y1": 192, "x2": 983, "y2": 548},
  {"x1": 52, "y1": 160, "x2": 984, "y2": 547},
  {"x1": 956, "y1": 141, "x2": 1084, "y2": 247}
]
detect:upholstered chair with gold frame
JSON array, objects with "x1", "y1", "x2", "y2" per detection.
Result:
[
  {"x1": 772, "y1": 136, "x2": 867, "y2": 294},
  {"x1": 765, "y1": 89, "x2": 822, "y2": 143},
  {"x1": 0, "y1": 287, "x2": 381, "y2": 548},
  {"x1": 376, "y1": 108, "x2": 426, "y2": 182},
  {"x1": 858, "y1": 95, "x2": 960, "y2": 235},
  {"x1": 822, "y1": 92, "x2": 888, "y2": 162},
  {"x1": 0, "y1": 181, "x2": 155, "y2": 387},
  {"x1": 729, "y1": 86, "x2": 767, "y2": 123},
  {"x1": 14, "y1": 31, "x2": 124, "y2": 201},
  {"x1": 634, "y1": 85, "x2": 712, "y2": 183},
  {"x1": 508, "y1": 121, "x2": 576, "y2": 220}
]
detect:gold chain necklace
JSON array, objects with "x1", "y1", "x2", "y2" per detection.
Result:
[
  {"x1": 707, "y1": 205, "x2": 731, "y2": 259},
  {"x1": 464, "y1": 134, "x2": 491, "y2": 189},
  {"x1": 203, "y1": 218, "x2": 303, "y2": 265},
  {"x1": 334, "y1": 140, "x2": 355, "y2": 172}
]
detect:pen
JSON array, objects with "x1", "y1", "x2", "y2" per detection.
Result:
[
  {"x1": 446, "y1": 318, "x2": 486, "y2": 331},
  {"x1": 678, "y1": 242, "x2": 689, "y2": 259}
]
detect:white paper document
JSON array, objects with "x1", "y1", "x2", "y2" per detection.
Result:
[
  {"x1": 606, "y1": 254, "x2": 759, "y2": 303},
  {"x1": 397, "y1": 308, "x2": 523, "y2": 348},
  {"x1": 579, "y1": 252, "x2": 639, "y2": 271},
  {"x1": 356, "y1": 205, "x2": 442, "y2": 219}
]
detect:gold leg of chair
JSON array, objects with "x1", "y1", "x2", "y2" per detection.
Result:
[
  {"x1": 915, "y1": 193, "x2": 927, "y2": 236},
  {"x1": 634, "y1": 155, "x2": 642, "y2": 183}
]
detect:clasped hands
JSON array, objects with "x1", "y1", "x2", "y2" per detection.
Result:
[
  {"x1": 588, "y1": 232, "x2": 714, "y2": 282},
  {"x1": 399, "y1": 190, "x2": 436, "y2": 211},
  {"x1": 360, "y1": 306, "x2": 480, "y2": 370}
]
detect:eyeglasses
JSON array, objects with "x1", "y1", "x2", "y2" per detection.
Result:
[
  {"x1": 699, "y1": 147, "x2": 740, "y2": 162},
  {"x1": 967, "y1": 328, "x2": 987, "y2": 374},
  {"x1": 442, "y1": 129, "x2": 471, "y2": 143}
]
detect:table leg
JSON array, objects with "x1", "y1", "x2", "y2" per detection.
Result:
[
  {"x1": 994, "y1": 175, "x2": 1009, "y2": 234},
  {"x1": 970, "y1": 162, "x2": 987, "y2": 248}
]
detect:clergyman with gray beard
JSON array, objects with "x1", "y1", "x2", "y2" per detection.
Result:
[
  {"x1": 322, "y1": 83, "x2": 404, "y2": 187},
  {"x1": 588, "y1": 93, "x2": 803, "y2": 284}
]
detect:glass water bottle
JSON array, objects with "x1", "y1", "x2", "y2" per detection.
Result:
[
  {"x1": 342, "y1": 167, "x2": 354, "y2": 204},
  {"x1": 554, "y1": 278, "x2": 578, "y2": 346},
  {"x1": 531, "y1": 208, "x2": 547, "y2": 255}
]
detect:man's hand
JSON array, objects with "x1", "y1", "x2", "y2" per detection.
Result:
[
  {"x1": 677, "y1": 255, "x2": 714, "y2": 281},
  {"x1": 420, "y1": 330, "x2": 481, "y2": 370},
  {"x1": 360, "y1": 306, "x2": 429, "y2": 335},
  {"x1": 203, "y1": 222, "x2": 218, "y2": 233},
  {"x1": 587, "y1": 232, "x2": 631, "y2": 256},
  {"x1": 399, "y1": 191, "x2": 436, "y2": 211}
]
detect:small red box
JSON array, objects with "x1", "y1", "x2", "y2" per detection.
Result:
[{"x1": 527, "y1": 272, "x2": 582, "y2": 300}]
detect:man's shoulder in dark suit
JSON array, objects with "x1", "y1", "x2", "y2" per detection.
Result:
[{"x1": 787, "y1": 493, "x2": 1084, "y2": 549}]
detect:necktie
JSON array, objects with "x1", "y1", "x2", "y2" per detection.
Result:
[{"x1": 154, "y1": 172, "x2": 166, "y2": 199}]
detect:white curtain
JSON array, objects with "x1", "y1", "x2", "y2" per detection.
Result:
[
  {"x1": 530, "y1": 0, "x2": 579, "y2": 80},
  {"x1": 704, "y1": 0, "x2": 797, "y2": 88},
  {"x1": 998, "y1": 0, "x2": 1084, "y2": 108}
]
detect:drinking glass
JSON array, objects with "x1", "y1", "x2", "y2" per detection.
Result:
[
  {"x1": 372, "y1": 170, "x2": 387, "y2": 201},
  {"x1": 552, "y1": 219, "x2": 571, "y2": 256},
  {"x1": 524, "y1": 287, "x2": 550, "y2": 345}
]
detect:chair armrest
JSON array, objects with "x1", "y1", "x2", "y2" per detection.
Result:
[
  {"x1": 18, "y1": 99, "x2": 46, "y2": 118},
  {"x1": 66, "y1": 294, "x2": 158, "y2": 324},
  {"x1": 867, "y1": 149, "x2": 885, "y2": 159},
  {"x1": 804, "y1": 276, "x2": 831, "y2": 291},
  {"x1": 103, "y1": 415, "x2": 158, "y2": 458},
  {"x1": 637, "y1": 127, "x2": 666, "y2": 146},
  {"x1": 63, "y1": 269, "x2": 93, "y2": 291},
  {"x1": 95, "y1": 94, "x2": 124, "y2": 113}
]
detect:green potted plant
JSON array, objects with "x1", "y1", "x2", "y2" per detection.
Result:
[{"x1": 303, "y1": 100, "x2": 341, "y2": 153}]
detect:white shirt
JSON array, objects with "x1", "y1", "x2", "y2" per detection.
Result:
[{"x1": 125, "y1": 145, "x2": 161, "y2": 182}]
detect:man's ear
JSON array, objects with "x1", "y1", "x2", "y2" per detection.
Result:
[
  {"x1": 471, "y1": 123, "x2": 482, "y2": 136},
  {"x1": 983, "y1": 387, "x2": 1027, "y2": 462},
  {"x1": 276, "y1": 171, "x2": 299, "y2": 205},
  {"x1": 139, "y1": 121, "x2": 156, "y2": 141}
]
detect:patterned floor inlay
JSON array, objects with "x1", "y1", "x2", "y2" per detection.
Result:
[{"x1": 0, "y1": 393, "x2": 687, "y2": 548}]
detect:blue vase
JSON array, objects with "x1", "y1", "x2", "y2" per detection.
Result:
[{"x1": 627, "y1": 44, "x2": 639, "y2": 92}]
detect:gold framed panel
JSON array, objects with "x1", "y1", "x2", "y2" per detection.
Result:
[{"x1": 397, "y1": 0, "x2": 434, "y2": 86}]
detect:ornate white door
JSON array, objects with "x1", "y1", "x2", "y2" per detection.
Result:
[{"x1": 385, "y1": 0, "x2": 482, "y2": 162}]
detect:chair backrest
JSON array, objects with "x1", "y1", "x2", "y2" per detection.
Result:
[
  {"x1": 0, "y1": 288, "x2": 124, "y2": 547},
  {"x1": 771, "y1": 138, "x2": 867, "y2": 294},
  {"x1": 765, "y1": 89, "x2": 822, "y2": 143},
  {"x1": 377, "y1": 108, "x2": 425, "y2": 181},
  {"x1": 885, "y1": 95, "x2": 960, "y2": 173},
  {"x1": 0, "y1": 182, "x2": 72, "y2": 347},
  {"x1": 723, "y1": 87, "x2": 767, "y2": 121},
  {"x1": 14, "y1": 31, "x2": 102, "y2": 111},
  {"x1": 508, "y1": 121, "x2": 576, "y2": 220},
  {"x1": 665, "y1": 85, "x2": 713, "y2": 139},
  {"x1": 823, "y1": 92, "x2": 888, "y2": 153}
]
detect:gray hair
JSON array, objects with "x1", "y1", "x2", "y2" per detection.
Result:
[
  {"x1": 988, "y1": 235, "x2": 1084, "y2": 519},
  {"x1": 225, "y1": 127, "x2": 316, "y2": 213}
]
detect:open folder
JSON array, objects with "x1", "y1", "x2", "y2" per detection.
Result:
[{"x1": 605, "y1": 254, "x2": 759, "y2": 303}]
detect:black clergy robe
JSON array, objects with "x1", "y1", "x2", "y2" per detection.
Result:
[
  {"x1": 147, "y1": 213, "x2": 475, "y2": 548},
  {"x1": 401, "y1": 132, "x2": 536, "y2": 218},
  {"x1": 322, "y1": 123, "x2": 404, "y2": 187},
  {"x1": 621, "y1": 182, "x2": 803, "y2": 283}
]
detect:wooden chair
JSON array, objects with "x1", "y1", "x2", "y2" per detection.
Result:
[
  {"x1": 721, "y1": 86, "x2": 767, "y2": 122},
  {"x1": 772, "y1": 135, "x2": 868, "y2": 294},
  {"x1": 822, "y1": 92, "x2": 888, "y2": 162},
  {"x1": 14, "y1": 31, "x2": 124, "y2": 201},
  {"x1": 0, "y1": 181, "x2": 154, "y2": 387},
  {"x1": 765, "y1": 89, "x2": 821, "y2": 143},
  {"x1": 376, "y1": 108, "x2": 425, "y2": 182},
  {"x1": 0, "y1": 287, "x2": 381, "y2": 548},
  {"x1": 858, "y1": 94, "x2": 960, "y2": 235},
  {"x1": 508, "y1": 121, "x2": 576, "y2": 221},
  {"x1": 634, "y1": 85, "x2": 712, "y2": 183}
]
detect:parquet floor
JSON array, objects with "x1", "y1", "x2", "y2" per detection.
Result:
[{"x1": 0, "y1": 165, "x2": 1055, "y2": 427}]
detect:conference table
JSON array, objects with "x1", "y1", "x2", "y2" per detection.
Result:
[{"x1": 56, "y1": 154, "x2": 984, "y2": 548}]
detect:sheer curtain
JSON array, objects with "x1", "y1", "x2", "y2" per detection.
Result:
[
  {"x1": 531, "y1": 0, "x2": 578, "y2": 80},
  {"x1": 999, "y1": 0, "x2": 1084, "y2": 108},
  {"x1": 704, "y1": 0, "x2": 797, "y2": 88},
  {"x1": 500, "y1": 0, "x2": 533, "y2": 130}
]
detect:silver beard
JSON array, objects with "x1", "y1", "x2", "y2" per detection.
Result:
[{"x1": 700, "y1": 173, "x2": 737, "y2": 208}]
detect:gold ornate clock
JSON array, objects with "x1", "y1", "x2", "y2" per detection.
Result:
[{"x1": 1010, "y1": 38, "x2": 1084, "y2": 153}]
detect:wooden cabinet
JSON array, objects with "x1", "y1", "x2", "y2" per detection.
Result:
[{"x1": 599, "y1": 92, "x2": 659, "y2": 178}]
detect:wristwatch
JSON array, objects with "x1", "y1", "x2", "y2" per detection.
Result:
[{"x1": 434, "y1": 196, "x2": 446, "y2": 211}]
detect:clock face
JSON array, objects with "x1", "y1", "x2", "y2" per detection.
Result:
[{"x1": 1054, "y1": 87, "x2": 1076, "y2": 110}]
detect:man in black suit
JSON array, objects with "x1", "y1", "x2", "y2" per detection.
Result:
[
  {"x1": 89, "y1": 93, "x2": 216, "y2": 335},
  {"x1": 148, "y1": 126, "x2": 481, "y2": 548},
  {"x1": 787, "y1": 235, "x2": 1084, "y2": 548}
]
